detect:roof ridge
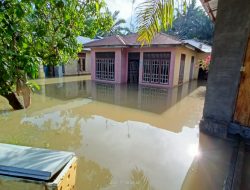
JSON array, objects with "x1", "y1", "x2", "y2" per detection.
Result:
[
  {"x1": 83, "y1": 36, "x2": 106, "y2": 46},
  {"x1": 159, "y1": 32, "x2": 183, "y2": 43}
]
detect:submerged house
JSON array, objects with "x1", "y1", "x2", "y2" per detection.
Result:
[
  {"x1": 42, "y1": 36, "x2": 95, "y2": 78},
  {"x1": 84, "y1": 33, "x2": 211, "y2": 88},
  {"x1": 63, "y1": 36, "x2": 94, "y2": 76}
]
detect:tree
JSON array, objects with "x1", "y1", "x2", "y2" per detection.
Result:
[
  {"x1": 166, "y1": 0, "x2": 214, "y2": 45},
  {"x1": 136, "y1": 0, "x2": 213, "y2": 45},
  {"x1": 81, "y1": 1, "x2": 114, "y2": 38},
  {"x1": 99, "y1": 10, "x2": 131, "y2": 37},
  {"x1": 0, "y1": 0, "x2": 108, "y2": 110},
  {"x1": 136, "y1": 0, "x2": 176, "y2": 45}
]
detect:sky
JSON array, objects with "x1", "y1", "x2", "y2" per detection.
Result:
[
  {"x1": 105, "y1": 0, "x2": 144, "y2": 26},
  {"x1": 105, "y1": 0, "x2": 203, "y2": 25}
]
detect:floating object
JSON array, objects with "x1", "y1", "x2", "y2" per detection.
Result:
[{"x1": 0, "y1": 143, "x2": 77, "y2": 190}]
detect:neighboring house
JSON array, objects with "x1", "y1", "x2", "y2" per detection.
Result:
[
  {"x1": 63, "y1": 36, "x2": 94, "y2": 76},
  {"x1": 84, "y1": 33, "x2": 211, "y2": 88},
  {"x1": 42, "y1": 36, "x2": 96, "y2": 78}
]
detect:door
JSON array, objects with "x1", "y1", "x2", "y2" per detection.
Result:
[
  {"x1": 234, "y1": 38, "x2": 250, "y2": 127},
  {"x1": 178, "y1": 54, "x2": 186, "y2": 85},
  {"x1": 128, "y1": 53, "x2": 140, "y2": 84},
  {"x1": 189, "y1": 56, "x2": 195, "y2": 81}
]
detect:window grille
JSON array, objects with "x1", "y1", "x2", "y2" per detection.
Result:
[
  {"x1": 143, "y1": 52, "x2": 171, "y2": 84},
  {"x1": 96, "y1": 52, "x2": 115, "y2": 81},
  {"x1": 95, "y1": 83, "x2": 115, "y2": 103}
]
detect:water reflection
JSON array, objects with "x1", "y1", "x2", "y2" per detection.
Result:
[
  {"x1": 181, "y1": 132, "x2": 237, "y2": 190},
  {"x1": 40, "y1": 80, "x2": 205, "y2": 114},
  {"x1": 77, "y1": 156, "x2": 113, "y2": 190},
  {"x1": 130, "y1": 168, "x2": 153, "y2": 190},
  {"x1": 0, "y1": 77, "x2": 209, "y2": 190},
  {"x1": 15, "y1": 106, "x2": 200, "y2": 190}
]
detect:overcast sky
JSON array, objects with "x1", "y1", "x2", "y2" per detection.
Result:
[{"x1": 105, "y1": 0, "x2": 203, "y2": 23}]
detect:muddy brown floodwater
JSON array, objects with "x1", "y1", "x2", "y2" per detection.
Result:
[{"x1": 0, "y1": 76, "x2": 235, "y2": 190}]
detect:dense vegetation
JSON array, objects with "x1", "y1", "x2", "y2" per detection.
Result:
[
  {"x1": 136, "y1": 0, "x2": 213, "y2": 45},
  {"x1": 0, "y1": 0, "x2": 113, "y2": 109},
  {"x1": 166, "y1": 0, "x2": 214, "y2": 45}
]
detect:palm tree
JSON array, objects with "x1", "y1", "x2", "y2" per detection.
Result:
[
  {"x1": 166, "y1": 0, "x2": 214, "y2": 44},
  {"x1": 101, "y1": 10, "x2": 131, "y2": 36},
  {"x1": 136, "y1": 0, "x2": 188, "y2": 45}
]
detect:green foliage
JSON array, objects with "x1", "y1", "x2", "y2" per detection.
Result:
[
  {"x1": 136, "y1": 0, "x2": 213, "y2": 45},
  {"x1": 0, "y1": 0, "x2": 106, "y2": 97},
  {"x1": 98, "y1": 10, "x2": 131, "y2": 37},
  {"x1": 81, "y1": 0, "x2": 114, "y2": 38},
  {"x1": 166, "y1": 0, "x2": 214, "y2": 45},
  {"x1": 136, "y1": 0, "x2": 185, "y2": 45}
]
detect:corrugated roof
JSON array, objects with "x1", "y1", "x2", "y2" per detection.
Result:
[
  {"x1": 84, "y1": 33, "x2": 182, "y2": 48},
  {"x1": 183, "y1": 39, "x2": 212, "y2": 53},
  {"x1": 76, "y1": 36, "x2": 93, "y2": 44}
]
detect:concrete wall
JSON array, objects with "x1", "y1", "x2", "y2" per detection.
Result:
[
  {"x1": 90, "y1": 46, "x2": 204, "y2": 87},
  {"x1": 91, "y1": 48, "x2": 126, "y2": 83},
  {"x1": 200, "y1": 0, "x2": 250, "y2": 137},
  {"x1": 64, "y1": 52, "x2": 91, "y2": 76},
  {"x1": 173, "y1": 46, "x2": 202, "y2": 86},
  {"x1": 64, "y1": 59, "x2": 78, "y2": 76}
]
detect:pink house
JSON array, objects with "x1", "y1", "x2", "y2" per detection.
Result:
[{"x1": 84, "y1": 33, "x2": 211, "y2": 88}]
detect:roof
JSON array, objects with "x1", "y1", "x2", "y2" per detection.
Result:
[
  {"x1": 84, "y1": 33, "x2": 183, "y2": 48},
  {"x1": 77, "y1": 36, "x2": 97, "y2": 51},
  {"x1": 200, "y1": 0, "x2": 218, "y2": 21},
  {"x1": 183, "y1": 39, "x2": 212, "y2": 53},
  {"x1": 76, "y1": 36, "x2": 93, "y2": 44}
]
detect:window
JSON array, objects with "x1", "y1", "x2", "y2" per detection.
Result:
[
  {"x1": 178, "y1": 54, "x2": 186, "y2": 85},
  {"x1": 143, "y1": 52, "x2": 171, "y2": 84},
  {"x1": 78, "y1": 53, "x2": 86, "y2": 72},
  {"x1": 96, "y1": 52, "x2": 115, "y2": 81}
]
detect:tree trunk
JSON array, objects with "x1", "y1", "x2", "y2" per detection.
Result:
[{"x1": 2, "y1": 92, "x2": 24, "y2": 110}]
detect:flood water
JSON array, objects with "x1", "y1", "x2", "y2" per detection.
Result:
[{"x1": 0, "y1": 76, "x2": 235, "y2": 190}]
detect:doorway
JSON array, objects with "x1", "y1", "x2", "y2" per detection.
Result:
[
  {"x1": 128, "y1": 52, "x2": 140, "y2": 84},
  {"x1": 178, "y1": 54, "x2": 186, "y2": 85}
]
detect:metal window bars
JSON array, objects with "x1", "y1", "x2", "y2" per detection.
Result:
[
  {"x1": 143, "y1": 52, "x2": 171, "y2": 84},
  {"x1": 95, "y1": 52, "x2": 115, "y2": 81}
]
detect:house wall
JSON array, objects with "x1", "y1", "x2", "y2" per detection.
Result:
[
  {"x1": 64, "y1": 52, "x2": 91, "y2": 76},
  {"x1": 85, "y1": 52, "x2": 91, "y2": 73},
  {"x1": 64, "y1": 59, "x2": 78, "y2": 76},
  {"x1": 90, "y1": 46, "x2": 207, "y2": 87},
  {"x1": 127, "y1": 47, "x2": 176, "y2": 88},
  {"x1": 173, "y1": 47, "x2": 208, "y2": 86},
  {"x1": 91, "y1": 48, "x2": 125, "y2": 83}
]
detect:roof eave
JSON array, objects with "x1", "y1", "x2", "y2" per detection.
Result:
[
  {"x1": 200, "y1": 0, "x2": 217, "y2": 22},
  {"x1": 84, "y1": 45, "x2": 128, "y2": 48}
]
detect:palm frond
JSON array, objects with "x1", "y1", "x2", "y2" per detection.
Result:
[
  {"x1": 136, "y1": 0, "x2": 186, "y2": 45},
  {"x1": 113, "y1": 18, "x2": 126, "y2": 27},
  {"x1": 112, "y1": 10, "x2": 120, "y2": 20}
]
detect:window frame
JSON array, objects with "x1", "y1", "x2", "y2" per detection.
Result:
[
  {"x1": 95, "y1": 52, "x2": 115, "y2": 81},
  {"x1": 142, "y1": 52, "x2": 171, "y2": 85}
]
